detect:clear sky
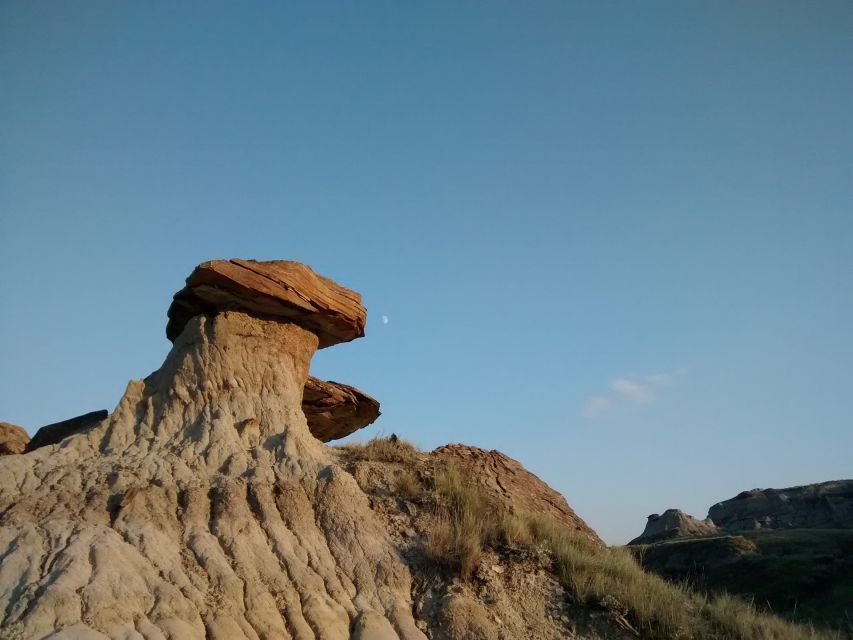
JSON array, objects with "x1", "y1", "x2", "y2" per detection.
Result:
[{"x1": 1, "y1": 2, "x2": 851, "y2": 544}]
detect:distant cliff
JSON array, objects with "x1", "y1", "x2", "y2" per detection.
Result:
[{"x1": 709, "y1": 479, "x2": 853, "y2": 531}]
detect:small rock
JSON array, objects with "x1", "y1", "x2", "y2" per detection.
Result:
[{"x1": 0, "y1": 422, "x2": 29, "y2": 455}]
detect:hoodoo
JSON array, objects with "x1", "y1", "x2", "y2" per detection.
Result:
[{"x1": 0, "y1": 259, "x2": 423, "y2": 640}]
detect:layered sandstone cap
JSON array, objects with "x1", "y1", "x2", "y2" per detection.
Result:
[
  {"x1": 166, "y1": 258, "x2": 366, "y2": 348},
  {"x1": 303, "y1": 377, "x2": 381, "y2": 442}
]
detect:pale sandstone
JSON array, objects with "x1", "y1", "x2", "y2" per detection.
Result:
[{"x1": 0, "y1": 312, "x2": 424, "y2": 640}]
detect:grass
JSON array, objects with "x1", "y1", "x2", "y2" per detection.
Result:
[
  {"x1": 635, "y1": 528, "x2": 853, "y2": 633},
  {"x1": 425, "y1": 463, "x2": 834, "y2": 640},
  {"x1": 342, "y1": 435, "x2": 419, "y2": 464},
  {"x1": 394, "y1": 468, "x2": 422, "y2": 498}
]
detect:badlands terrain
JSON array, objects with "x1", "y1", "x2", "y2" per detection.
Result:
[
  {"x1": 630, "y1": 481, "x2": 853, "y2": 634},
  {"x1": 0, "y1": 259, "x2": 843, "y2": 639}
]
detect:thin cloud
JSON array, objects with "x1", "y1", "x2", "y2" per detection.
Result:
[
  {"x1": 582, "y1": 395, "x2": 612, "y2": 418},
  {"x1": 582, "y1": 368, "x2": 687, "y2": 418},
  {"x1": 611, "y1": 377, "x2": 654, "y2": 403}
]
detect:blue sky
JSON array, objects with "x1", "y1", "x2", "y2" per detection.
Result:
[{"x1": 1, "y1": 2, "x2": 851, "y2": 544}]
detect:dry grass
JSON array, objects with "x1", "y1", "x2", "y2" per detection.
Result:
[
  {"x1": 425, "y1": 463, "x2": 834, "y2": 640},
  {"x1": 343, "y1": 435, "x2": 419, "y2": 464},
  {"x1": 394, "y1": 469, "x2": 422, "y2": 498}
]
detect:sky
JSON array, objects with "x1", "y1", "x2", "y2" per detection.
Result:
[{"x1": 1, "y1": 2, "x2": 851, "y2": 545}]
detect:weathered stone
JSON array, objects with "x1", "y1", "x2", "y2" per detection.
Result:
[
  {"x1": 629, "y1": 508, "x2": 718, "y2": 545},
  {"x1": 166, "y1": 259, "x2": 366, "y2": 348},
  {"x1": 302, "y1": 377, "x2": 381, "y2": 442},
  {"x1": 433, "y1": 444, "x2": 605, "y2": 548},
  {"x1": 0, "y1": 422, "x2": 29, "y2": 455},
  {"x1": 0, "y1": 261, "x2": 424, "y2": 640},
  {"x1": 709, "y1": 480, "x2": 853, "y2": 531},
  {"x1": 25, "y1": 410, "x2": 109, "y2": 452}
]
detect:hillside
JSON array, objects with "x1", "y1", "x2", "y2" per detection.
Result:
[
  {"x1": 630, "y1": 482, "x2": 853, "y2": 635},
  {"x1": 0, "y1": 259, "x2": 830, "y2": 639}
]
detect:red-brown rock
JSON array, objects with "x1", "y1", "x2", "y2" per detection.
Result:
[
  {"x1": 166, "y1": 259, "x2": 366, "y2": 348},
  {"x1": 0, "y1": 422, "x2": 29, "y2": 455},
  {"x1": 302, "y1": 377, "x2": 381, "y2": 442},
  {"x1": 433, "y1": 444, "x2": 605, "y2": 548}
]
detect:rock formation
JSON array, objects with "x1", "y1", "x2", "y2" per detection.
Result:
[
  {"x1": 0, "y1": 260, "x2": 424, "y2": 640},
  {"x1": 17, "y1": 382, "x2": 378, "y2": 453},
  {"x1": 708, "y1": 480, "x2": 853, "y2": 531},
  {"x1": 166, "y1": 259, "x2": 366, "y2": 347},
  {"x1": 0, "y1": 422, "x2": 29, "y2": 455},
  {"x1": 628, "y1": 509, "x2": 718, "y2": 545},
  {"x1": 25, "y1": 410, "x2": 109, "y2": 452},
  {"x1": 433, "y1": 445, "x2": 604, "y2": 548},
  {"x1": 302, "y1": 378, "x2": 381, "y2": 442}
]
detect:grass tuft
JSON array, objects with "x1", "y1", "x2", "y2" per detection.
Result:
[
  {"x1": 343, "y1": 435, "x2": 419, "y2": 464},
  {"x1": 394, "y1": 469, "x2": 422, "y2": 498},
  {"x1": 424, "y1": 463, "x2": 833, "y2": 640}
]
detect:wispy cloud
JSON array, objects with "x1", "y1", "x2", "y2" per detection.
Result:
[
  {"x1": 582, "y1": 395, "x2": 612, "y2": 418},
  {"x1": 582, "y1": 368, "x2": 687, "y2": 418},
  {"x1": 610, "y1": 377, "x2": 654, "y2": 403}
]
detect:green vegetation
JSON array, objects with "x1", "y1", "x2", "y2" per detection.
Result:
[
  {"x1": 635, "y1": 529, "x2": 853, "y2": 634},
  {"x1": 426, "y1": 463, "x2": 834, "y2": 640}
]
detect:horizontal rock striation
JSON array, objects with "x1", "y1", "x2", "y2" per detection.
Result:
[
  {"x1": 709, "y1": 480, "x2": 853, "y2": 531},
  {"x1": 302, "y1": 378, "x2": 381, "y2": 442},
  {"x1": 166, "y1": 259, "x2": 366, "y2": 348}
]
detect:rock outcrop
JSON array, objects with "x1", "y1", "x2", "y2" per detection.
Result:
[
  {"x1": 166, "y1": 259, "x2": 366, "y2": 347},
  {"x1": 629, "y1": 509, "x2": 718, "y2": 545},
  {"x1": 0, "y1": 260, "x2": 424, "y2": 640},
  {"x1": 15, "y1": 383, "x2": 377, "y2": 453},
  {"x1": 336, "y1": 442, "x2": 616, "y2": 639},
  {"x1": 708, "y1": 480, "x2": 853, "y2": 531},
  {"x1": 434, "y1": 444, "x2": 604, "y2": 548},
  {"x1": 302, "y1": 378, "x2": 381, "y2": 442},
  {"x1": 0, "y1": 422, "x2": 29, "y2": 455},
  {"x1": 25, "y1": 410, "x2": 109, "y2": 452}
]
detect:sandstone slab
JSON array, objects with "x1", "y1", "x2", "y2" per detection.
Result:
[
  {"x1": 25, "y1": 410, "x2": 109, "y2": 452},
  {"x1": 166, "y1": 259, "x2": 366, "y2": 348},
  {"x1": 303, "y1": 377, "x2": 380, "y2": 442}
]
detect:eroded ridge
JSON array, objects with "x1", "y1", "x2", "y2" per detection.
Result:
[{"x1": 0, "y1": 260, "x2": 423, "y2": 640}]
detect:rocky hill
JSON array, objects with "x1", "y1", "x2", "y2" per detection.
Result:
[
  {"x1": 629, "y1": 509, "x2": 718, "y2": 545},
  {"x1": 630, "y1": 481, "x2": 853, "y2": 634},
  {"x1": 709, "y1": 480, "x2": 853, "y2": 531},
  {"x1": 0, "y1": 259, "x2": 830, "y2": 640}
]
